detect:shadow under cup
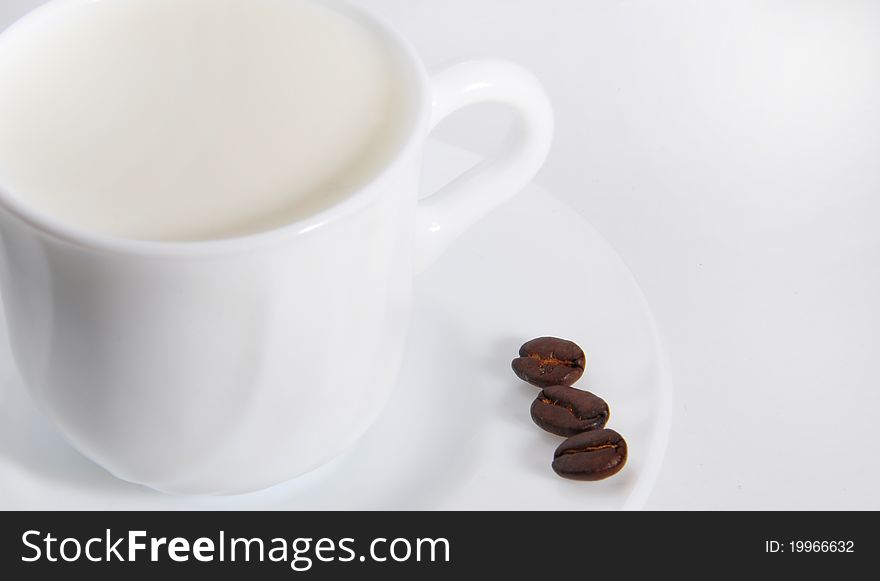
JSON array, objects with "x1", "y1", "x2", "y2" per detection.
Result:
[{"x1": 0, "y1": 0, "x2": 432, "y2": 494}]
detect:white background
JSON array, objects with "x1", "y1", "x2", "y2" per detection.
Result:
[
  {"x1": 349, "y1": 0, "x2": 880, "y2": 509},
  {"x1": 1, "y1": 0, "x2": 878, "y2": 509}
]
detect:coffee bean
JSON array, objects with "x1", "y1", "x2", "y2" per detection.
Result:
[
  {"x1": 530, "y1": 386, "x2": 609, "y2": 437},
  {"x1": 552, "y1": 429, "x2": 627, "y2": 481},
  {"x1": 511, "y1": 337, "x2": 585, "y2": 387}
]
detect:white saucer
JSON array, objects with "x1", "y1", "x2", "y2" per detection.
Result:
[{"x1": 0, "y1": 141, "x2": 672, "y2": 510}]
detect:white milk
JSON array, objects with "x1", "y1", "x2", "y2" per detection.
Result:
[{"x1": 0, "y1": 0, "x2": 406, "y2": 241}]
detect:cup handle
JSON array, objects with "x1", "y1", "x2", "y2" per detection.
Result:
[{"x1": 415, "y1": 59, "x2": 555, "y2": 273}]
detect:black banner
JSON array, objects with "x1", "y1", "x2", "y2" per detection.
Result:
[{"x1": 0, "y1": 511, "x2": 876, "y2": 578}]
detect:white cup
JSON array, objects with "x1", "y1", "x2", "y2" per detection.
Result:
[{"x1": 0, "y1": 0, "x2": 553, "y2": 494}]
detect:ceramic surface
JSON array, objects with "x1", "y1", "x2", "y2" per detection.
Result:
[
  {"x1": 0, "y1": 142, "x2": 671, "y2": 509},
  {"x1": 0, "y1": 0, "x2": 553, "y2": 494}
]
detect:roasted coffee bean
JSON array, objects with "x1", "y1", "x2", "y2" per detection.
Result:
[
  {"x1": 552, "y1": 429, "x2": 627, "y2": 481},
  {"x1": 511, "y1": 337, "x2": 585, "y2": 387},
  {"x1": 530, "y1": 385, "x2": 609, "y2": 437}
]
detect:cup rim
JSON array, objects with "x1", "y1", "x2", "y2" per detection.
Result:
[{"x1": 0, "y1": 0, "x2": 431, "y2": 257}]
